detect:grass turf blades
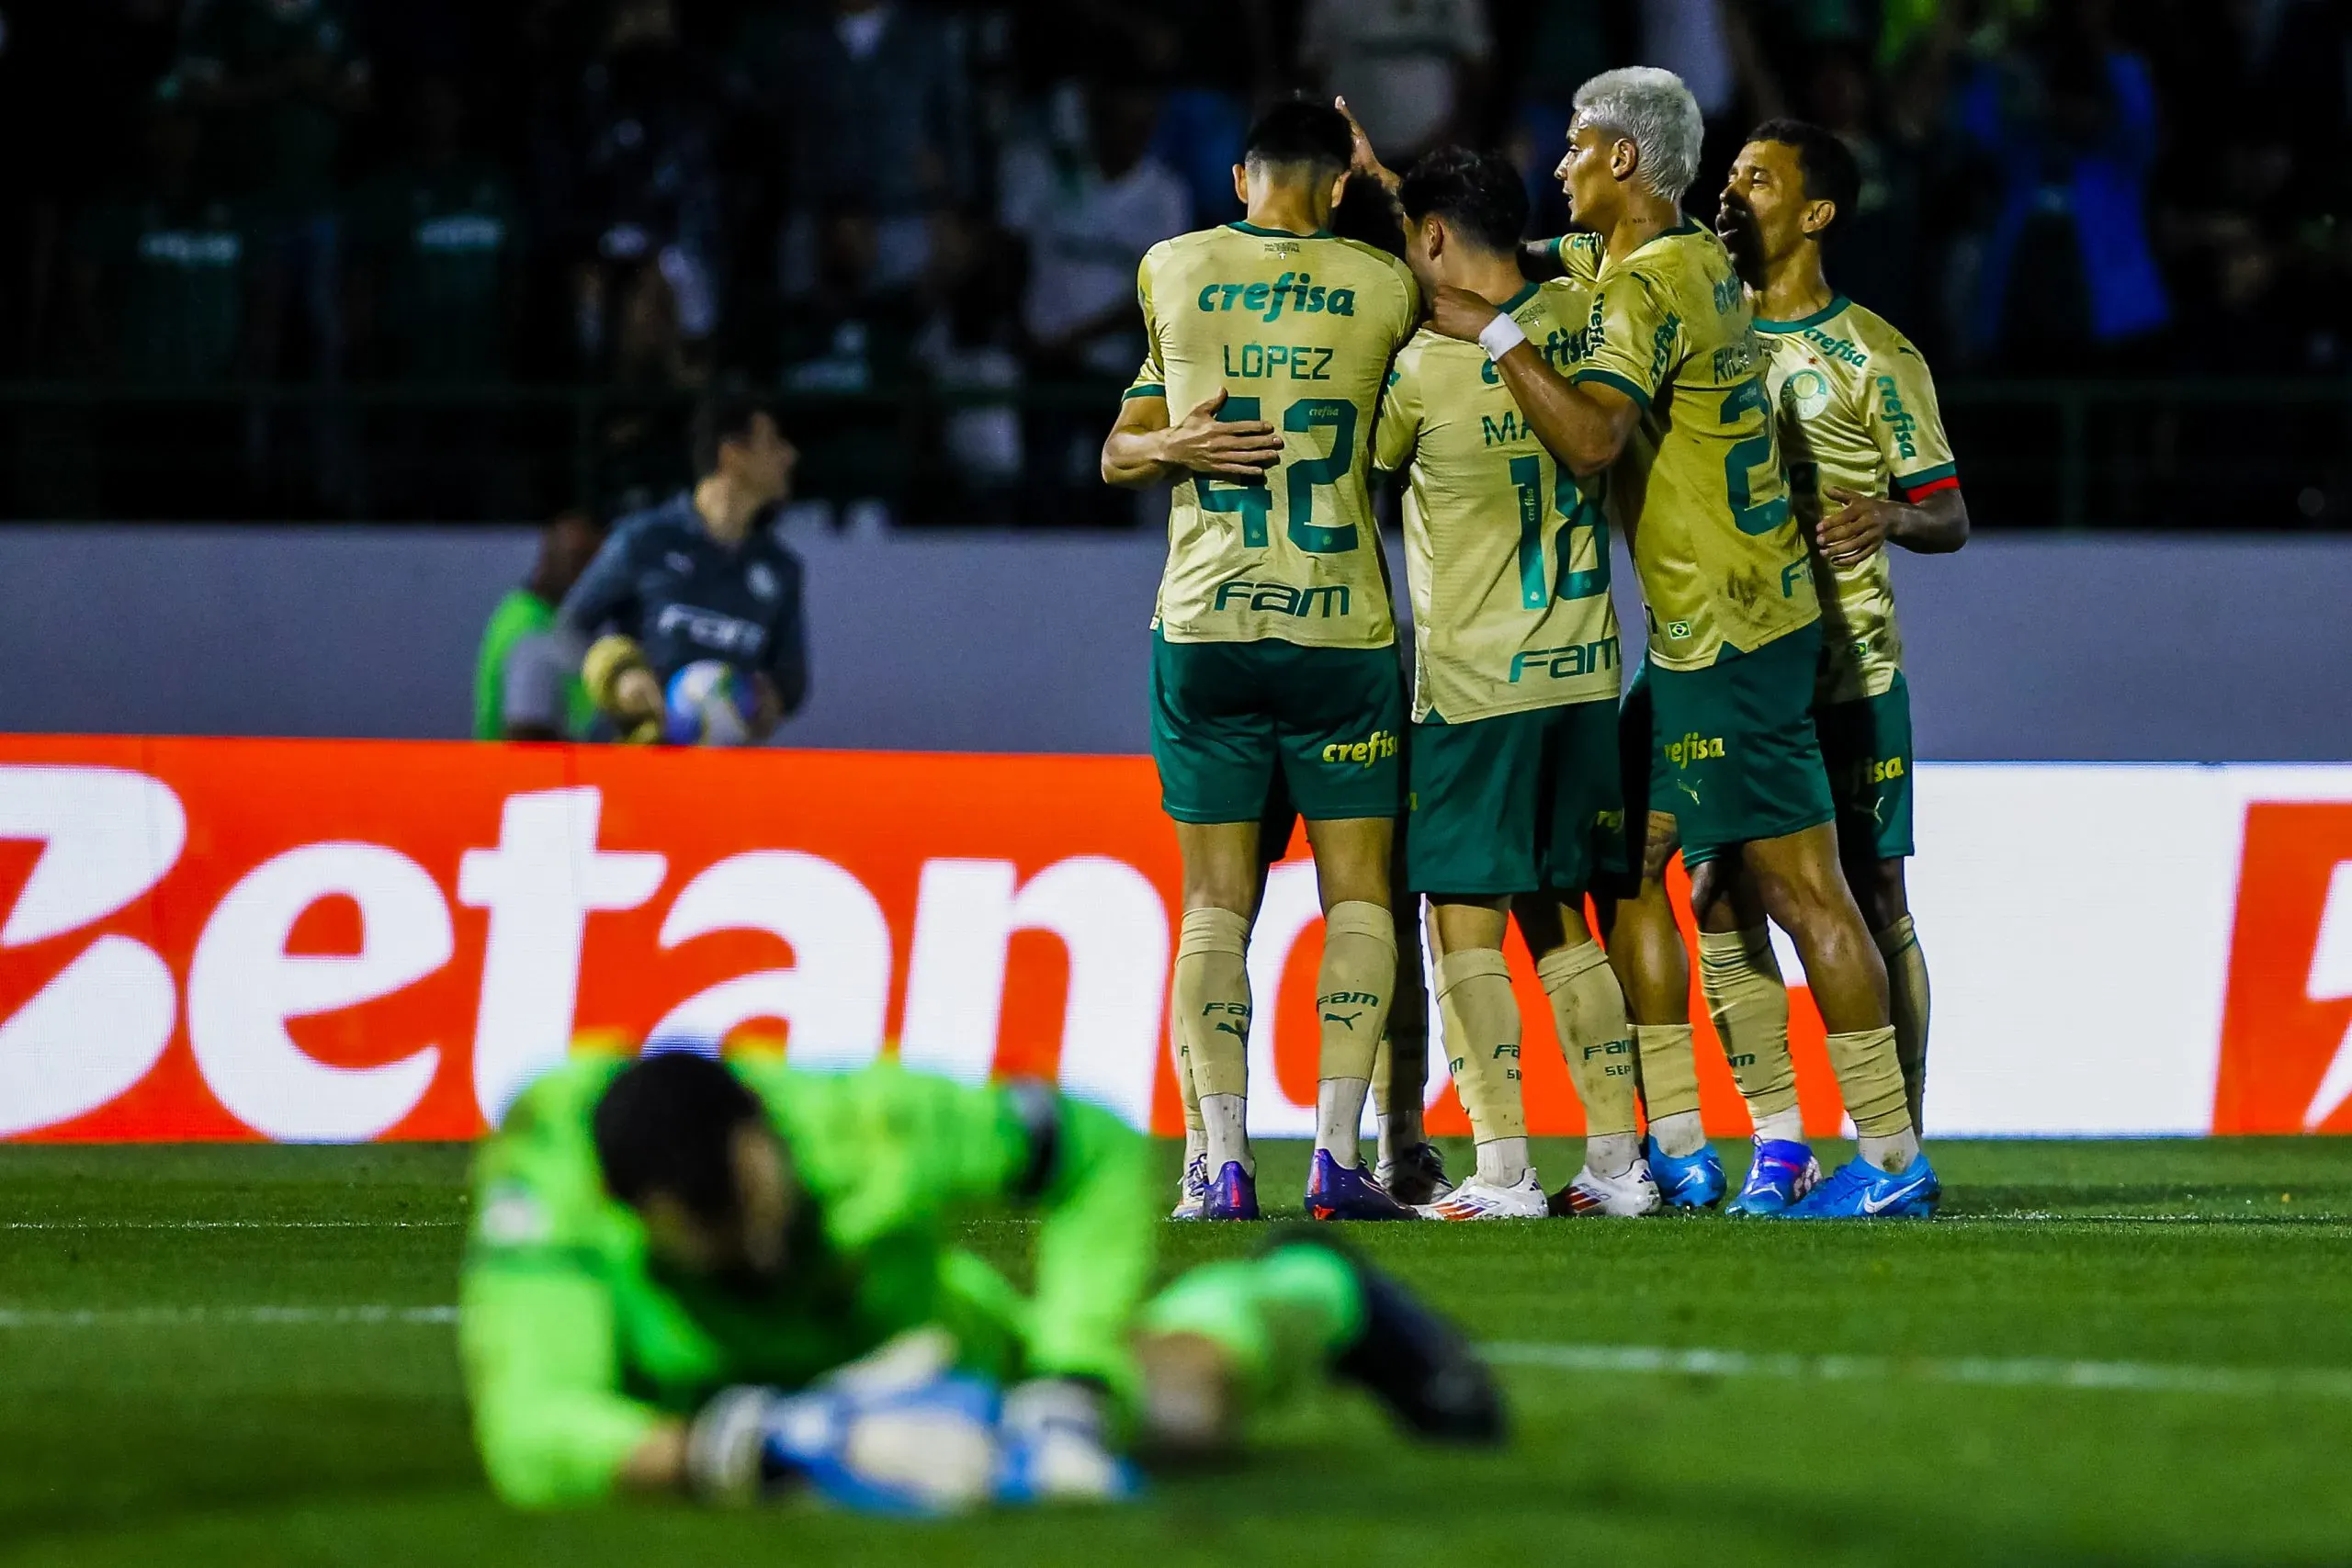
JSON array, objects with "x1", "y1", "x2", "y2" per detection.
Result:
[{"x1": 4, "y1": 1137, "x2": 2351, "y2": 1566}]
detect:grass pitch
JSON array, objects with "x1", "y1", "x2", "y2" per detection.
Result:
[{"x1": 6, "y1": 1137, "x2": 2351, "y2": 1567}]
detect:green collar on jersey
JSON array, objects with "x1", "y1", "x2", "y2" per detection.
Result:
[
  {"x1": 1498, "y1": 279, "x2": 1543, "y2": 316},
  {"x1": 1227, "y1": 220, "x2": 1332, "y2": 240},
  {"x1": 1753, "y1": 294, "x2": 1852, "y2": 333}
]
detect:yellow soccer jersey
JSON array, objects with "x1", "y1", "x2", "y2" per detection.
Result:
[
  {"x1": 1754, "y1": 294, "x2": 1960, "y2": 704},
  {"x1": 1373, "y1": 278, "x2": 1620, "y2": 723},
  {"x1": 1563, "y1": 222, "x2": 1818, "y2": 671},
  {"x1": 1126, "y1": 222, "x2": 1419, "y2": 649}
]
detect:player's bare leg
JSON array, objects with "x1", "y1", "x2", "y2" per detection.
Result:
[
  {"x1": 1299, "y1": 816, "x2": 1412, "y2": 1218},
  {"x1": 1375, "y1": 892, "x2": 1449, "y2": 1203},
  {"x1": 1172, "y1": 819, "x2": 1264, "y2": 1214},
  {"x1": 1607, "y1": 812, "x2": 1707, "y2": 1166},
  {"x1": 1694, "y1": 824, "x2": 1917, "y2": 1176},
  {"x1": 1849, "y1": 852, "x2": 1930, "y2": 1134}
]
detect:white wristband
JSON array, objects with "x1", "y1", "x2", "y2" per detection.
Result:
[{"x1": 1477, "y1": 312, "x2": 1528, "y2": 361}]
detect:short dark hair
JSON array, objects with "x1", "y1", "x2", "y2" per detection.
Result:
[
  {"x1": 690, "y1": 389, "x2": 776, "y2": 479},
  {"x1": 1747, "y1": 118, "x2": 1860, "y2": 241},
  {"x1": 1243, "y1": 98, "x2": 1353, "y2": 174},
  {"x1": 1396, "y1": 146, "x2": 1530, "y2": 255},
  {"x1": 592, "y1": 1050, "x2": 763, "y2": 1220}
]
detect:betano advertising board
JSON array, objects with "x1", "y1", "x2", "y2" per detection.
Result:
[{"x1": 0, "y1": 738, "x2": 2346, "y2": 1143}]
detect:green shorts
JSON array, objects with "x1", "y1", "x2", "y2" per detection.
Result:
[
  {"x1": 1815, "y1": 671, "x2": 1916, "y2": 861},
  {"x1": 1405, "y1": 700, "x2": 1627, "y2": 897},
  {"x1": 1645, "y1": 623, "x2": 1835, "y2": 869},
  {"x1": 1150, "y1": 630, "x2": 1405, "y2": 824}
]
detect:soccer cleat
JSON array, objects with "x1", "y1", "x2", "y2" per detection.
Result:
[
  {"x1": 1724, "y1": 1138, "x2": 1823, "y2": 1216},
  {"x1": 1267, "y1": 1231, "x2": 1506, "y2": 1443},
  {"x1": 1418, "y1": 1168, "x2": 1547, "y2": 1221},
  {"x1": 1202, "y1": 1161, "x2": 1261, "y2": 1221},
  {"x1": 1306, "y1": 1149, "x2": 1418, "y2": 1221},
  {"x1": 1170, "y1": 1154, "x2": 1211, "y2": 1221},
  {"x1": 1547, "y1": 1158, "x2": 1662, "y2": 1217},
  {"x1": 1376, "y1": 1142, "x2": 1454, "y2": 1207},
  {"x1": 1645, "y1": 1134, "x2": 1727, "y2": 1209},
  {"x1": 1779, "y1": 1153, "x2": 1940, "y2": 1220}
]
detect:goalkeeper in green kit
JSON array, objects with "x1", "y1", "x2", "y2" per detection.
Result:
[{"x1": 460, "y1": 1042, "x2": 1502, "y2": 1512}]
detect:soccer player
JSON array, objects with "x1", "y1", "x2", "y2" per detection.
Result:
[
  {"x1": 1695, "y1": 120, "x2": 1968, "y2": 1210},
  {"x1": 560, "y1": 391, "x2": 809, "y2": 744},
  {"x1": 1368, "y1": 146, "x2": 1649, "y2": 1221},
  {"x1": 1432, "y1": 68, "x2": 1938, "y2": 1219},
  {"x1": 459, "y1": 1044, "x2": 1501, "y2": 1509},
  {"x1": 1101, "y1": 100, "x2": 1422, "y2": 1221}
]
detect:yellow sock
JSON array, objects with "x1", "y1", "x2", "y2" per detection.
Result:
[
  {"x1": 1314, "y1": 901, "x2": 1396, "y2": 1161},
  {"x1": 1824, "y1": 1025, "x2": 1911, "y2": 1137},
  {"x1": 1876, "y1": 915, "x2": 1931, "y2": 1134},
  {"x1": 1172, "y1": 1010, "x2": 1204, "y2": 1150},
  {"x1": 1634, "y1": 1021, "x2": 1702, "y2": 1124},
  {"x1": 1435, "y1": 948, "x2": 1526, "y2": 1145},
  {"x1": 1697, "y1": 927, "x2": 1799, "y2": 1128},
  {"x1": 1536, "y1": 941, "x2": 1639, "y2": 1137},
  {"x1": 1174, "y1": 908, "x2": 1252, "y2": 1098}
]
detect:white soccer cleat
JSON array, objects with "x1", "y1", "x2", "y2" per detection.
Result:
[
  {"x1": 1550, "y1": 1158, "x2": 1663, "y2": 1217},
  {"x1": 1418, "y1": 1168, "x2": 1547, "y2": 1221},
  {"x1": 1170, "y1": 1153, "x2": 1211, "y2": 1220}
]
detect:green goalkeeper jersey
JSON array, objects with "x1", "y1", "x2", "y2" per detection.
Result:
[
  {"x1": 458, "y1": 1052, "x2": 1153, "y2": 1507},
  {"x1": 1126, "y1": 221, "x2": 1419, "y2": 650}
]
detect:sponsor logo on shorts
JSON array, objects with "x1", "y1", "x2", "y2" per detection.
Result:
[
  {"x1": 1508, "y1": 635, "x2": 1619, "y2": 683},
  {"x1": 1321, "y1": 730, "x2": 1398, "y2": 768},
  {"x1": 1212, "y1": 578, "x2": 1351, "y2": 618},
  {"x1": 1666, "y1": 732, "x2": 1726, "y2": 767}
]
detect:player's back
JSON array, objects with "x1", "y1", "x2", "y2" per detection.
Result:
[
  {"x1": 1377, "y1": 277, "x2": 1621, "y2": 723},
  {"x1": 1755, "y1": 294, "x2": 1957, "y2": 704},
  {"x1": 1573, "y1": 223, "x2": 1818, "y2": 671},
  {"x1": 1134, "y1": 222, "x2": 1419, "y2": 649}
]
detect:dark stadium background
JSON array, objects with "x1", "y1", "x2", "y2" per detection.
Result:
[{"x1": 1, "y1": 0, "x2": 2347, "y2": 532}]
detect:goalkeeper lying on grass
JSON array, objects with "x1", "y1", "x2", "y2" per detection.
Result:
[{"x1": 460, "y1": 1043, "x2": 1504, "y2": 1511}]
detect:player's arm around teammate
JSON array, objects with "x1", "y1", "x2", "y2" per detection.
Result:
[{"x1": 1101, "y1": 101, "x2": 1421, "y2": 1221}]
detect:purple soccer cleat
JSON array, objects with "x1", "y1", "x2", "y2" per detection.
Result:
[
  {"x1": 1305, "y1": 1149, "x2": 1417, "y2": 1221},
  {"x1": 1203, "y1": 1160, "x2": 1261, "y2": 1221}
]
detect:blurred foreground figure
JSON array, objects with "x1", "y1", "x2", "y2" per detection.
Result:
[{"x1": 460, "y1": 1045, "x2": 1503, "y2": 1510}]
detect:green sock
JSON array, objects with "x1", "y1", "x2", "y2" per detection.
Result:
[{"x1": 1139, "y1": 1247, "x2": 1365, "y2": 1406}]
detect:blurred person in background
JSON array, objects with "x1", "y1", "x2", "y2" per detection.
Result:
[
  {"x1": 775, "y1": 200, "x2": 918, "y2": 527},
  {"x1": 1952, "y1": 0, "x2": 2169, "y2": 369},
  {"x1": 68, "y1": 88, "x2": 248, "y2": 386},
  {"x1": 562, "y1": 389, "x2": 808, "y2": 744},
  {"x1": 476, "y1": 509, "x2": 608, "y2": 741},
  {"x1": 1003, "y1": 77, "x2": 1190, "y2": 519},
  {"x1": 539, "y1": 0, "x2": 723, "y2": 377},
  {"x1": 771, "y1": 0, "x2": 969, "y2": 293},
  {"x1": 1301, "y1": 0, "x2": 1493, "y2": 166},
  {"x1": 915, "y1": 205, "x2": 1028, "y2": 520}
]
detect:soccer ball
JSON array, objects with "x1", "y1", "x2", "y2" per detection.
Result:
[{"x1": 662, "y1": 660, "x2": 757, "y2": 746}]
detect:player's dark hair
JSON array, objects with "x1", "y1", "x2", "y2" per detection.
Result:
[
  {"x1": 1747, "y1": 118, "x2": 1860, "y2": 242},
  {"x1": 592, "y1": 1050, "x2": 763, "y2": 1220},
  {"x1": 1242, "y1": 98, "x2": 1353, "y2": 174},
  {"x1": 1396, "y1": 146, "x2": 1530, "y2": 255},
  {"x1": 690, "y1": 388, "x2": 777, "y2": 478}
]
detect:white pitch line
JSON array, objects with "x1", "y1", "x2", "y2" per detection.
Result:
[
  {"x1": 0, "y1": 1304, "x2": 458, "y2": 1328},
  {"x1": 1483, "y1": 1341, "x2": 2352, "y2": 1401}
]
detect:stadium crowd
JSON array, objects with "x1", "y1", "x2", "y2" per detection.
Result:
[{"x1": 1, "y1": 0, "x2": 2348, "y2": 523}]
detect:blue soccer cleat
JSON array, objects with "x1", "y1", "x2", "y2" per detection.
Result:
[
  {"x1": 1203, "y1": 1160, "x2": 1261, "y2": 1221},
  {"x1": 1306, "y1": 1149, "x2": 1417, "y2": 1221},
  {"x1": 1724, "y1": 1138, "x2": 1823, "y2": 1216},
  {"x1": 1779, "y1": 1153, "x2": 1940, "y2": 1219},
  {"x1": 1644, "y1": 1135, "x2": 1726, "y2": 1209}
]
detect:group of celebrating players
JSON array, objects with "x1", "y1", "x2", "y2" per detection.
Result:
[
  {"x1": 455, "y1": 65, "x2": 1973, "y2": 1518},
  {"x1": 1105, "y1": 68, "x2": 1965, "y2": 1226}
]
